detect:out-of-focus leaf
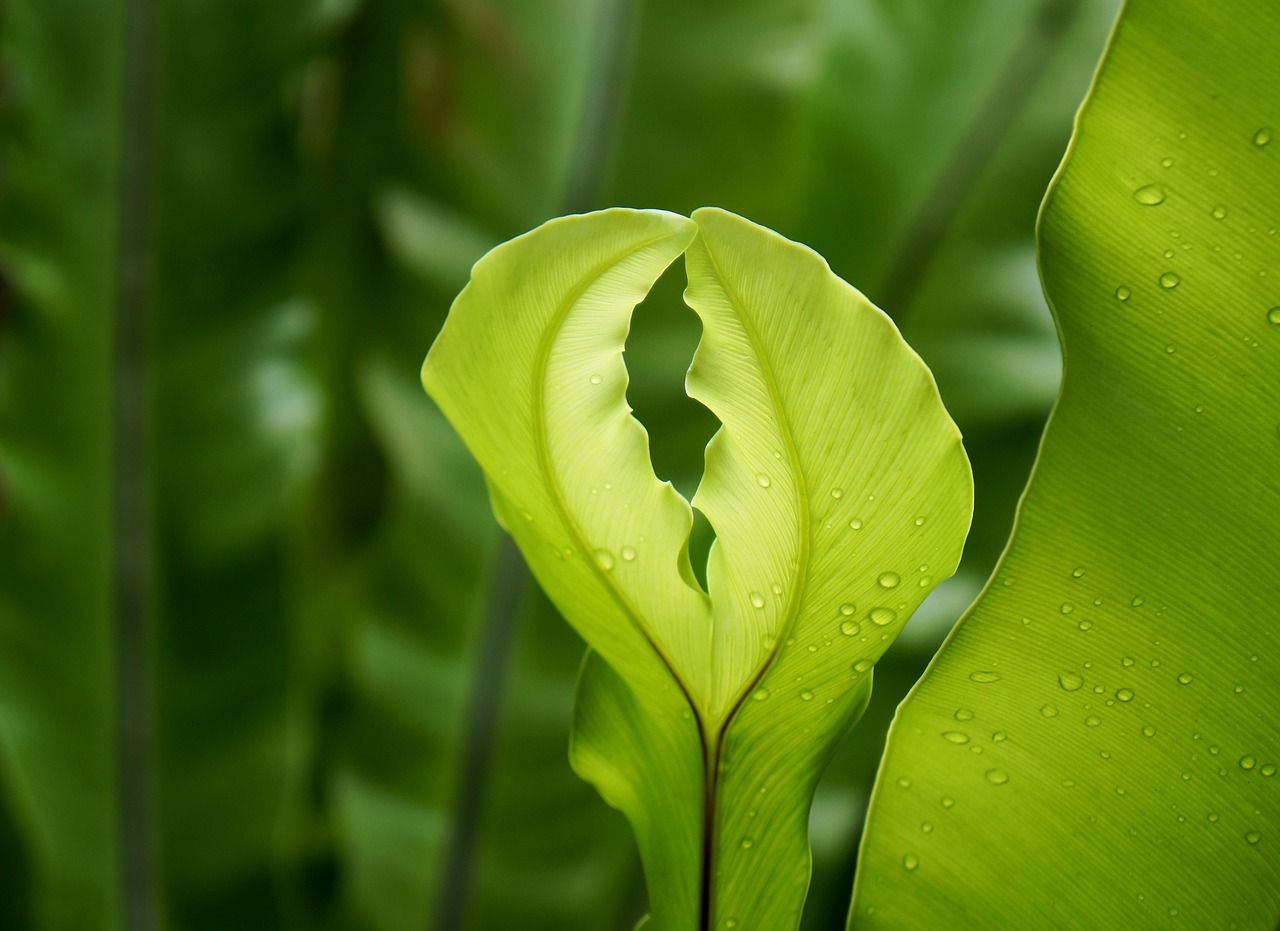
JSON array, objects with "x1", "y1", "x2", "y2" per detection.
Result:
[
  {"x1": 853, "y1": 0, "x2": 1280, "y2": 926},
  {"x1": 0, "y1": 1, "x2": 325, "y2": 928},
  {"x1": 0, "y1": 3, "x2": 121, "y2": 926},
  {"x1": 424, "y1": 207, "x2": 971, "y2": 928}
]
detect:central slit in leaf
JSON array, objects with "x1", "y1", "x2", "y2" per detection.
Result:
[{"x1": 624, "y1": 256, "x2": 719, "y2": 591}]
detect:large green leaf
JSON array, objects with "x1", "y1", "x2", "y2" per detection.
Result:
[
  {"x1": 423, "y1": 207, "x2": 971, "y2": 929},
  {"x1": 852, "y1": 0, "x2": 1280, "y2": 927}
]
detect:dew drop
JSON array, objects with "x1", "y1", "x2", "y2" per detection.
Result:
[
  {"x1": 750, "y1": 591, "x2": 766, "y2": 609},
  {"x1": 620, "y1": 545, "x2": 637, "y2": 562},
  {"x1": 1115, "y1": 286, "x2": 1132, "y2": 301},
  {"x1": 741, "y1": 837, "x2": 754, "y2": 850},
  {"x1": 752, "y1": 688, "x2": 770, "y2": 702},
  {"x1": 849, "y1": 518, "x2": 864, "y2": 530},
  {"x1": 840, "y1": 603, "x2": 856, "y2": 616},
  {"x1": 595, "y1": 549, "x2": 615, "y2": 571},
  {"x1": 1254, "y1": 127, "x2": 1272, "y2": 147},
  {"x1": 954, "y1": 709, "x2": 975, "y2": 722},
  {"x1": 896, "y1": 777, "x2": 912, "y2": 789},
  {"x1": 1133, "y1": 184, "x2": 1167, "y2": 205},
  {"x1": 869, "y1": 607, "x2": 897, "y2": 627},
  {"x1": 726, "y1": 920, "x2": 738, "y2": 929},
  {"x1": 1058, "y1": 672, "x2": 1084, "y2": 692},
  {"x1": 1142, "y1": 725, "x2": 1156, "y2": 737},
  {"x1": 969, "y1": 671, "x2": 1002, "y2": 684},
  {"x1": 756, "y1": 473, "x2": 771, "y2": 488},
  {"x1": 1246, "y1": 830, "x2": 1262, "y2": 845},
  {"x1": 878, "y1": 572, "x2": 901, "y2": 588},
  {"x1": 1161, "y1": 156, "x2": 1174, "y2": 167},
  {"x1": 914, "y1": 516, "x2": 927, "y2": 527},
  {"x1": 942, "y1": 731, "x2": 970, "y2": 745},
  {"x1": 831, "y1": 487, "x2": 843, "y2": 499},
  {"x1": 1160, "y1": 272, "x2": 1181, "y2": 289},
  {"x1": 1212, "y1": 204, "x2": 1228, "y2": 220},
  {"x1": 1072, "y1": 566, "x2": 1086, "y2": 578},
  {"x1": 589, "y1": 373, "x2": 602, "y2": 385},
  {"x1": 1240, "y1": 756, "x2": 1257, "y2": 771},
  {"x1": 985, "y1": 769, "x2": 1009, "y2": 786},
  {"x1": 1132, "y1": 596, "x2": 1145, "y2": 606},
  {"x1": 1077, "y1": 620, "x2": 1094, "y2": 631},
  {"x1": 921, "y1": 821, "x2": 933, "y2": 833},
  {"x1": 840, "y1": 620, "x2": 860, "y2": 636},
  {"x1": 1262, "y1": 764, "x2": 1277, "y2": 777},
  {"x1": 1116, "y1": 688, "x2": 1135, "y2": 702},
  {"x1": 1177, "y1": 672, "x2": 1194, "y2": 685},
  {"x1": 1085, "y1": 716, "x2": 1101, "y2": 727},
  {"x1": 1268, "y1": 307, "x2": 1280, "y2": 325},
  {"x1": 992, "y1": 731, "x2": 1007, "y2": 743},
  {"x1": 1041, "y1": 704, "x2": 1059, "y2": 718},
  {"x1": 771, "y1": 583, "x2": 783, "y2": 596},
  {"x1": 1060, "y1": 603, "x2": 1074, "y2": 614},
  {"x1": 853, "y1": 659, "x2": 873, "y2": 673},
  {"x1": 903, "y1": 853, "x2": 919, "y2": 871}
]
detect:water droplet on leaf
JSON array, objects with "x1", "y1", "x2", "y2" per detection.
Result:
[
  {"x1": 969, "y1": 671, "x2": 1002, "y2": 684},
  {"x1": 1133, "y1": 184, "x2": 1167, "y2": 205},
  {"x1": 1059, "y1": 672, "x2": 1084, "y2": 691},
  {"x1": 595, "y1": 549, "x2": 615, "y2": 570},
  {"x1": 869, "y1": 607, "x2": 897, "y2": 627},
  {"x1": 1160, "y1": 272, "x2": 1181, "y2": 289},
  {"x1": 985, "y1": 769, "x2": 1009, "y2": 785},
  {"x1": 878, "y1": 572, "x2": 900, "y2": 588}
]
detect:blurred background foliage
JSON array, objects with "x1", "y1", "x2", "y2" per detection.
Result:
[{"x1": 0, "y1": 0, "x2": 1119, "y2": 928}]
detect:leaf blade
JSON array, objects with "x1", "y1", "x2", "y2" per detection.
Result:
[
  {"x1": 852, "y1": 1, "x2": 1280, "y2": 926},
  {"x1": 684, "y1": 208, "x2": 972, "y2": 929}
]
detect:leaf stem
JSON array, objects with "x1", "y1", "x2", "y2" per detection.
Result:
[
  {"x1": 431, "y1": 537, "x2": 527, "y2": 931},
  {"x1": 877, "y1": 0, "x2": 1085, "y2": 325},
  {"x1": 114, "y1": 0, "x2": 158, "y2": 923}
]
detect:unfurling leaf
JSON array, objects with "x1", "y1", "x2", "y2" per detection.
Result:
[{"x1": 422, "y1": 207, "x2": 972, "y2": 930}]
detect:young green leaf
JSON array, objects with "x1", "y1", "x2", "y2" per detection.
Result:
[
  {"x1": 852, "y1": 0, "x2": 1280, "y2": 927},
  {"x1": 423, "y1": 207, "x2": 972, "y2": 929}
]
